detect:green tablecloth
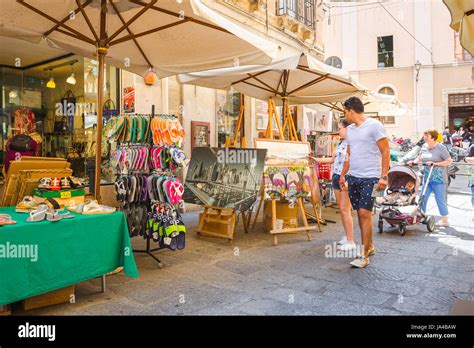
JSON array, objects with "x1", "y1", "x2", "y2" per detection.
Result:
[{"x1": 0, "y1": 207, "x2": 138, "y2": 306}]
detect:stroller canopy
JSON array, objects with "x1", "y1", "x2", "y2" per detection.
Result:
[{"x1": 388, "y1": 166, "x2": 420, "y2": 193}]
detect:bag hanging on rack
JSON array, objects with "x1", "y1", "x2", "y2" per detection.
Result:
[
  {"x1": 103, "y1": 98, "x2": 119, "y2": 123},
  {"x1": 54, "y1": 116, "x2": 68, "y2": 133},
  {"x1": 60, "y1": 90, "x2": 76, "y2": 133}
]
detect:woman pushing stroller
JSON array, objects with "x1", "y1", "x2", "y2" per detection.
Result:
[{"x1": 407, "y1": 128, "x2": 453, "y2": 227}]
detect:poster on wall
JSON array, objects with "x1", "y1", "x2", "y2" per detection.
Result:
[
  {"x1": 304, "y1": 107, "x2": 333, "y2": 133},
  {"x1": 256, "y1": 99, "x2": 269, "y2": 130},
  {"x1": 183, "y1": 147, "x2": 267, "y2": 211},
  {"x1": 123, "y1": 86, "x2": 135, "y2": 113},
  {"x1": 315, "y1": 134, "x2": 332, "y2": 157}
]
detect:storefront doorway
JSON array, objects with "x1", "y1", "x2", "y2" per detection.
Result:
[{"x1": 448, "y1": 92, "x2": 474, "y2": 130}]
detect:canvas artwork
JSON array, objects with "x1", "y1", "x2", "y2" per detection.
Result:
[
  {"x1": 304, "y1": 107, "x2": 333, "y2": 133},
  {"x1": 263, "y1": 166, "x2": 312, "y2": 201},
  {"x1": 183, "y1": 147, "x2": 267, "y2": 211},
  {"x1": 254, "y1": 139, "x2": 311, "y2": 166}
]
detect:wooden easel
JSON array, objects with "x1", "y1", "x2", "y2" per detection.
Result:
[
  {"x1": 252, "y1": 103, "x2": 322, "y2": 245},
  {"x1": 196, "y1": 95, "x2": 251, "y2": 242}
]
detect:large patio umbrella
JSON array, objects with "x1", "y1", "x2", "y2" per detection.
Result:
[
  {"x1": 320, "y1": 91, "x2": 408, "y2": 117},
  {"x1": 178, "y1": 53, "x2": 365, "y2": 105},
  {"x1": 178, "y1": 52, "x2": 366, "y2": 140},
  {"x1": 1, "y1": 0, "x2": 294, "y2": 199},
  {"x1": 443, "y1": 0, "x2": 474, "y2": 56}
]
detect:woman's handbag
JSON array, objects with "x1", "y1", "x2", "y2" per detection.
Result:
[
  {"x1": 103, "y1": 98, "x2": 118, "y2": 123},
  {"x1": 60, "y1": 90, "x2": 76, "y2": 132}
]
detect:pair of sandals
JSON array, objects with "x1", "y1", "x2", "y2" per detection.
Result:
[
  {"x1": 150, "y1": 146, "x2": 186, "y2": 171},
  {"x1": 150, "y1": 116, "x2": 185, "y2": 147},
  {"x1": 0, "y1": 214, "x2": 17, "y2": 226},
  {"x1": 145, "y1": 205, "x2": 186, "y2": 251},
  {"x1": 115, "y1": 175, "x2": 150, "y2": 204},
  {"x1": 111, "y1": 146, "x2": 150, "y2": 174},
  {"x1": 147, "y1": 175, "x2": 184, "y2": 205},
  {"x1": 68, "y1": 200, "x2": 116, "y2": 215},
  {"x1": 105, "y1": 115, "x2": 153, "y2": 144},
  {"x1": 38, "y1": 176, "x2": 84, "y2": 191},
  {"x1": 26, "y1": 203, "x2": 74, "y2": 223},
  {"x1": 122, "y1": 202, "x2": 148, "y2": 238}
]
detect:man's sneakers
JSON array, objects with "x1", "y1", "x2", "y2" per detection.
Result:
[
  {"x1": 350, "y1": 245, "x2": 375, "y2": 268},
  {"x1": 350, "y1": 256, "x2": 370, "y2": 268}
]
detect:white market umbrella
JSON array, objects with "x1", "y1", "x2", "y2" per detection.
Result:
[
  {"x1": 444, "y1": 0, "x2": 474, "y2": 56},
  {"x1": 0, "y1": 0, "x2": 295, "y2": 198},
  {"x1": 178, "y1": 52, "x2": 366, "y2": 140},
  {"x1": 178, "y1": 53, "x2": 366, "y2": 105}
]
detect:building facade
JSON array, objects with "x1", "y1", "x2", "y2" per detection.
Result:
[{"x1": 322, "y1": 0, "x2": 473, "y2": 138}]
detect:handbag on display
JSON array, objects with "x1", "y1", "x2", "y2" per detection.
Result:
[
  {"x1": 60, "y1": 90, "x2": 76, "y2": 132},
  {"x1": 102, "y1": 98, "x2": 118, "y2": 123},
  {"x1": 54, "y1": 116, "x2": 68, "y2": 133}
]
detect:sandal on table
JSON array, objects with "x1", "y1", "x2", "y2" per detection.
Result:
[
  {"x1": 82, "y1": 201, "x2": 116, "y2": 215},
  {"x1": 16, "y1": 196, "x2": 39, "y2": 213},
  {"x1": 26, "y1": 204, "x2": 49, "y2": 222},
  {"x1": 0, "y1": 214, "x2": 17, "y2": 226}
]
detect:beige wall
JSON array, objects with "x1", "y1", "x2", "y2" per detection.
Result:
[{"x1": 322, "y1": 0, "x2": 473, "y2": 139}]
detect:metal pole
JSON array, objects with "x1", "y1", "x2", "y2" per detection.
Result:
[{"x1": 94, "y1": 0, "x2": 108, "y2": 201}]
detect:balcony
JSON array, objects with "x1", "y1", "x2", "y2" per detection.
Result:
[{"x1": 276, "y1": 0, "x2": 316, "y2": 30}]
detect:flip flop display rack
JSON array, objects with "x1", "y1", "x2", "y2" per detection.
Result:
[
  {"x1": 105, "y1": 114, "x2": 185, "y2": 147},
  {"x1": 110, "y1": 114, "x2": 187, "y2": 266}
]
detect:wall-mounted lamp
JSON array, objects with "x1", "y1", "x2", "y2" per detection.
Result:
[{"x1": 414, "y1": 60, "x2": 421, "y2": 82}]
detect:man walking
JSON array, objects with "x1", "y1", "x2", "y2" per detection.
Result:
[
  {"x1": 442, "y1": 126, "x2": 453, "y2": 150},
  {"x1": 339, "y1": 97, "x2": 390, "y2": 268}
]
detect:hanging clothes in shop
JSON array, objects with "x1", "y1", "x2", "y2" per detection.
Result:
[{"x1": 13, "y1": 107, "x2": 36, "y2": 135}]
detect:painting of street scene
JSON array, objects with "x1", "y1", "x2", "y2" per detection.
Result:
[{"x1": 183, "y1": 147, "x2": 267, "y2": 211}]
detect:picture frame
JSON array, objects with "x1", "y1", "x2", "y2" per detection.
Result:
[{"x1": 254, "y1": 138, "x2": 311, "y2": 166}]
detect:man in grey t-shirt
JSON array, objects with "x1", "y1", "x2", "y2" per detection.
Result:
[{"x1": 340, "y1": 97, "x2": 390, "y2": 268}]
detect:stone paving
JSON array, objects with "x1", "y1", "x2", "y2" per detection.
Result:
[{"x1": 18, "y1": 186, "x2": 473, "y2": 316}]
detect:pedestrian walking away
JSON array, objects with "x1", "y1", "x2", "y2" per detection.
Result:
[
  {"x1": 339, "y1": 97, "x2": 391, "y2": 268},
  {"x1": 408, "y1": 128, "x2": 453, "y2": 227}
]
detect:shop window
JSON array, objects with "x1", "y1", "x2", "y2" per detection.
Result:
[
  {"x1": 377, "y1": 36, "x2": 394, "y2": 68},
  {"x1": 378, "y1": 86, "x2": 396, "y2": 125},
  {"x1": 216, "y1": 88, "x2": 243, "y2": 147},
  {"x1": 454, "y1": 31, "x2": 472, "y2": 62},
  {"x1": 0, "y1": 56, "x2": 119, "y2": 184}
]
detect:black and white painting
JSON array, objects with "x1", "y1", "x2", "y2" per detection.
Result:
[{"x1": 183, "y1": 147, "x2": 267, "y2": 212}]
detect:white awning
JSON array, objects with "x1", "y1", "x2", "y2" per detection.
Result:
[{"x1": 0, "y1": 0, "x2": 297, "y2": 77}]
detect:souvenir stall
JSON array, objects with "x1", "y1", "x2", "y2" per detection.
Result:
[{"x1": 0, "y1": 156, "x2": 138, "y2": 314}]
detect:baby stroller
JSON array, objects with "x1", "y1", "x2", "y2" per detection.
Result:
[{"x1": 378, "y1": 165, "x2": 436, "y2": 235}]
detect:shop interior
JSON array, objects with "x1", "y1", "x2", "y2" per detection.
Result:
[{"x1": 0, "y1": 52, "x2": 119, "y2": 184}]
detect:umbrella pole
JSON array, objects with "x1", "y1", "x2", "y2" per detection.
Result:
[
  {"x1": 94, "y1": 47, "x2": 107, "y2": 201},
  {"x1": 94, "y1": 1, "x2": 107, "y2": 201}
]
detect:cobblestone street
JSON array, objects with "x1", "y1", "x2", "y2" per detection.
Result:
[{"x1": 22, "y1": 183, "x2": 473, "y2": 316}]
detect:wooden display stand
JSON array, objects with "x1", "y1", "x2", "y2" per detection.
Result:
[
  {"x1": 252, "y1": 100, "x2": 323, "y2": 245},
  {"x1": 196, "y1": 206, "x2": 237, "y2": 242}
]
